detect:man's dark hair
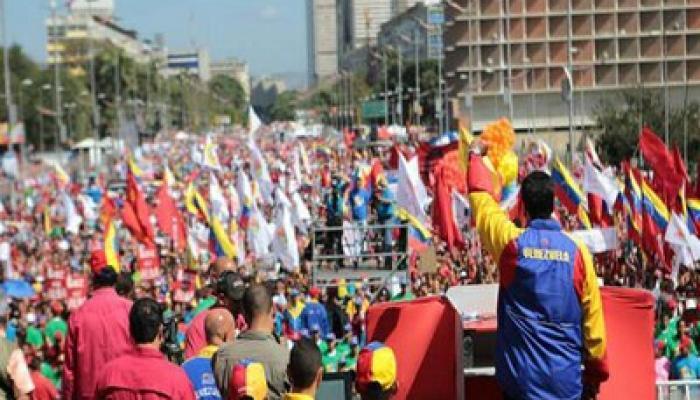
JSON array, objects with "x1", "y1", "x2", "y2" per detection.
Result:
[
  {"x1": 288, "y1": 338, "x2": 322, "y2": 390},
  {"x1": 521, "y1": 171, "x2": 555, "y2": 220},
  {"x1": 129, "y1": 297, "x2": 163, "y2": 344},
  {"x1": 93, "y1": 266, "x2": 118, "y2": 287},
  {"x1": 115, "y1": 271, "x2": 134, "y2": 297},
  {"x1": 242, "y1": 284, "x2": 272, "y2": 324},
  {"x1": 360, "y1": 382, "x2": 394, "y2": 400}
]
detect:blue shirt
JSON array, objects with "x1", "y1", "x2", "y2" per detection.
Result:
[
  {"x1": 377, "y1": 187, "x2": 396, "y2": 221},
  {"x1": 300, "y1": 300, "x2": 330, "y2": 337},
  {"x1": 182, "y1": 345, "x2": 222, "y2": 400},
  {"x1": 350, "y1": 188, "x2": 371, "y2": 222},
  {"x1": 673, "y1": 354, "x2": 700, "y2": 380}
]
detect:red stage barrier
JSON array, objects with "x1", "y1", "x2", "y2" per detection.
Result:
[{"x1": 366, "y1": 287, "x2": 655, "y2": 400}]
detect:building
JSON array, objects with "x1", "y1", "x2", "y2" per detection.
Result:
[
  {"x1": 337, "y1": 0, "x2": 394, "y2": 67},
  {"x1": 161, "y1": 49, "x2": 211, "y2": 82},
  {"x1": 251, "y1": 77, "x2": 287, "y2": 109},
  {"x1": 306, "y1": 0, "x2": 339, "y2": 86},
  {"x1": 46, "y1": 7, "x2": 155, "y2": 75},
  {"x1": 391, "y1": 0, "x2": 425, "y2": 16},
  {"x1": 379, "y1": 2, "x2": 430, "y2": 61},
  {"x1": 210, "y1": 59, "x2": 251, "y2": 100},
  {"x1": 443, "y1": 0, "x2": 700, "y2": 135},
  {"x1": 68, "y1": 0, "x2": 114, "y2": 19}
]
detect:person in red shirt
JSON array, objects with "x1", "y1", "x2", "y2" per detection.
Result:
[
  {"x1": 94, "y1": 297, "x2": 195, "y2": 399},
  {"x1": 184, "y1": 268, "x2": 246, "y2": 359},
  {"x1": 29, "y1": 357, "x2": 58, "y2": 400},
  {"x1": 62, "y1": 262, "x2": 133, "y2": 400}
]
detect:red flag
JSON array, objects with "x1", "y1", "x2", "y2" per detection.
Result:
[
  {"x1": 587, "y1": 193, "x2": 613, "y2": 228},
  {"x1": 432, "y1": 163, "x2": 464, "y2": 252},
  {"x1": 672, "y1": 146, "x2": 689, "y2": 183},
  {"x1": 639, "y1": 127, "x2": 683, "y2": 205},
  {"x1": 155, "y1": 185, "x2": 187, "y2": 251},
  {"x1": 120, "y1": 201, "x2": 147, "y2": 243},
  {"x1": 126, "y1": 169, "x2": 155, "y2": 245}
]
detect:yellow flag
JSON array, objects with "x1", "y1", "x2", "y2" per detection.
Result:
[
  {"x1": 457, "y1": 120, "x2": 474, "y2": 172},
  {"x1": 104, "y1": 221, "x2": 121, "y2": 272},
  {"x1": 43, "y1": 207, "x2": 52, "y2": 235}
]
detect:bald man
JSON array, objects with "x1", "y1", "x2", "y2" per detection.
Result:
[
  {"x1": 182, "y1": 309, "x2": 235, "y2": 400},
  {"x1": 185, "y1": 257, "x2": 247, "y2": 359}
]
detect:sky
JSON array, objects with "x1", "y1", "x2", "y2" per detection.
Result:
[{"x1": 6, "y1": 0, "x2": 307, "y2": 78}]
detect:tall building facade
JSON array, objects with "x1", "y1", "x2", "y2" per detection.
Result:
[
  {"x1": 443, "y1": 0, "x2": 700, "y2": 133},
  {"x1": 337, "y1": 0, "x2": 394, "y2": 70},
  {"x1": 306, "y1": 0, "x2": 339, "y2": 87},
  {"x1": 46, "y1": 13, "x2": 155, "y2": 76},
  {"x1": 162, "y1": 49, "x2": 211, "y2": 82}
]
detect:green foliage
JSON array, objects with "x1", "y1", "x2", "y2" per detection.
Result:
[
  {"x1": 594, "y1": 88, "x2": 700, "y2": 165},
  {"x1": 268, "y1": 91, "x2": 298, "y2": 122}
]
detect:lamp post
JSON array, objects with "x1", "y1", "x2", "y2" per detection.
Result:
[
  {"x1": 40, "y1": 84, "x2": 52, "y2": 153},
  {"x1": 18, "y1": 79, "x2": 33, "y2": 121}
]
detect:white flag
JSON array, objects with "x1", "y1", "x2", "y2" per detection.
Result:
[
  {"x1": 272, "y1": 189, "x2": 299, "y2": 271},
  {"x1": 452, "y1": 190, "x2": 470, "y2": 229},
  {"x1": 61, "y1": 192, "x2": 82, "y2": 235},
  {"x1": 291, "y1": 192, "x2": 311, "y2": 231},
  {"x1": 571, "y1": 228, "x2": 618, "y2": 254},
  {"x1": 582, "y1": 157, "x2": 620, "y2": 209},
  {"x1": 665, "y1": 212, "x2": 700, "y2": 262},
  {"x1": 247, "y1": 205, "x2": 273, "y2": 258},
  {"x1": 77, "y1": 194, "x2": 98, "y2": 223},
  {"x1": 397, "y1": 153, "x2": 431, "y2": 225},
  {"x1": 209, "y1": 172, "x2": 230, "y2": 222},
  {"x1": 248, "y1": 139, "x2": 274, "y2": 204},
  {"x1": 249, "y1": 106, "x2": 262, "y2": 136}
]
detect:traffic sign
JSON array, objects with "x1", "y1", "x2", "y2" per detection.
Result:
[{"x1": 361, "y1": 100, "x2": 386, "y2": 120}]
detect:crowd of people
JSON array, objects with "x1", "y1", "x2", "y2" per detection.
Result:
[{"x1": 0, "y1": 121, "x2": 694, "y2": 399}]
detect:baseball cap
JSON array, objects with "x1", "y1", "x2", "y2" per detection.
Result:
[
  {"x1": 89, "y1": 251, "x2": 108, "y2": 274},
  {"x1": 344, "y1": 323, "x2": 352, "y2": 333},
  {"x1": 325, "y1": 333, "x2": 336, "y2": 342},
  {"x1": 216, "y1": 271, "x2": 245, "y2": 301},
  {"x1": 300, "y1": 329, "x2": 310, "y2": 338},
  {"x1": 310, "y1": 324, "x2": 321, "y2": 333},
  {"x1": 356, "y1": 342, "x2": 397, "y2": 393},
  {"x1": 309, "y1": 286, "x2": 321, "y2": 299},
  {"x1": 229, "y1": 359, "x2": 268, "y2": 400}
]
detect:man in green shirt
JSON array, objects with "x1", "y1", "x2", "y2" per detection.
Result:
[
  {"x1": 321, "y1": 334, "x2": 340, "y2": 373},
  {"x1": 336, "y1": 323, "x2": 353, "y2": 361},
  {"x1": 44, "y1": 301, "x2": 68, "y2": 346},
  {"x1": 340, "y1": 337, "x2": 359, "y2": 371}
]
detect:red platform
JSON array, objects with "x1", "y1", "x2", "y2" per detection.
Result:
[{"x1": 366, "y1": 287, "x2": 655, "y2": 400}]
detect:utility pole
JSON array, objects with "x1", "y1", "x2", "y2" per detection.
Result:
[
  {"x1": 383, "y1": 50, "x2": 388, "y2": 126},
  {"x1": 50, "y1": 0, "x2": 65, "y2": 158},
  {"x1": 397, "y1": 46, "x2": 403, "y2": 126},
  {"x1": 87, "y1": 0, "x2": 100, "y2": 166},
  {"x1": 566, "y1": 0, "x2": 574, "y2": 165},
  {"x1": 1, "y1": 0, "x2": 16, "y2": 142},
  {"x1": 414, "y1": 29, "x2": 421, "y2": 126}
]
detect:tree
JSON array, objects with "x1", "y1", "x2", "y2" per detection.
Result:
[
  {"x1": 594, "y1": 89, "x2": 700, "y2": 166},
  {"x1": 208, "y1": 75, "x2": 248, "y2": 124},
  {"x1": 268, "y1": 91, "x2": 298, "y2": 122}
]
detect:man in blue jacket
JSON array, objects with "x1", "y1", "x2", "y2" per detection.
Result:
[{"x1": 300, "y1": 287, "x2": 330, "y2": 337}]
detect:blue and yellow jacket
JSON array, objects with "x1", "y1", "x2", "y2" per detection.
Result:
[{"x1": 468, "y1": 154, "x2": 608, "y2": 400}]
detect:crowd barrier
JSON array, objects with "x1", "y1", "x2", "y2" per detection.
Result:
[{"x1": 656, "y1": 380, "x2": 700, "y2": 400}]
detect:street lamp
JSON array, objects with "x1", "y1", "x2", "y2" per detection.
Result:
[{"x1": 18, "y1": 79, "x2": 33, "y2": 121}]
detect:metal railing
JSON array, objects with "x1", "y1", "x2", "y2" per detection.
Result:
[{"x1": 656, "y1": 380, "x2": 700, "y2": 400}]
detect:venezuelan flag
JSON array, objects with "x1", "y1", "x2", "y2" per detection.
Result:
[
  {"x1": 552, "y1": 158, "x2": 585, "y2": 213},
  {"x1": 396, "y1": 208, "x2": 432, "y2": 252},
  {"x1": 624, "y1": 167, "x2": 643, "y2": 240},
  {"x1": 127, "y1": 155, "x2": 144, "y2": 178},
  {"x1": 641, "y1": 179, "x2": 669, "y2": 231},
  {"x1": 209, "y1": 216, "x2": 237, "y2": 259},
  {"x1": 688, "y1": 198, "x2": 700, "y2": 233},
  {"x1": 314, "y1": 145, "x2": 332, "y2": 159},
  {"x1": 185, "y1": 183, "x2": 210, "y2": 222}
]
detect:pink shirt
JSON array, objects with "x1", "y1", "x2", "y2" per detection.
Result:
[
  {"x1": 655, "y1": 356, "x2": 670, "y2": 381},
  {"x1": 62, "y1": 287, "x2": 133, "y2": 400},
  {"x1": 95, "y1": 347, "x2": 195, "y2": 400}
]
